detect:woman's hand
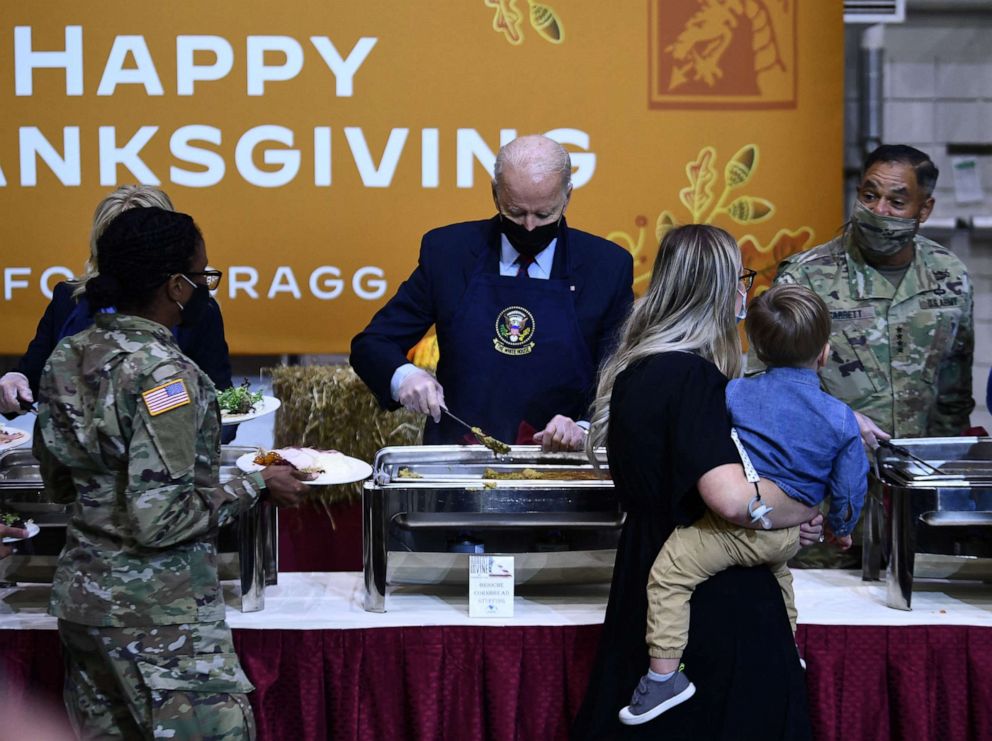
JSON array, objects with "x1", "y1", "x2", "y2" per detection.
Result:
[
  {"x1": 797, "y1": 512, "x2": 824, "y2": 547},
  {"x1": 260, "y1": 466, "x2": 307, "y2": 507}
]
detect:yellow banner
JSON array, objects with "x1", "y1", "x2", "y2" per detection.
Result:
[{"x1": 0, "y1": 1, "x2": 843, "y2": 354}]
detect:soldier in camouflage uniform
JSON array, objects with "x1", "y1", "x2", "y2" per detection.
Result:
[
  {"x1": 33, "y1": 207, "x2": 304, "y2": 739},
  {"x1": 752, "y1": 145, "x2": 974, "y2": 567}
]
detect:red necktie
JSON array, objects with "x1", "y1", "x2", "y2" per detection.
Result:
[{"x1": 516, "y1": 255, "x2": 535, "y2": 279}]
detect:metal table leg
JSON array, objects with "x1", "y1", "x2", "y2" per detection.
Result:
[
  {"x1": 363, "y1": 485, "x2": 387, "y2": 612},
  {"x1": 239, "y1": 502, "x2": 266, "y2": 612},
  {"x1": 885, "y1": 485, "x2": 915, "y2": 610},
  {"x1": 862, "y1": 477, "x2": 890, "y2": 581}
]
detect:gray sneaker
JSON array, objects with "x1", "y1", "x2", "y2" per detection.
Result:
[{"x1": 618, "y1": 670, "x2": 696, "y2": 725}]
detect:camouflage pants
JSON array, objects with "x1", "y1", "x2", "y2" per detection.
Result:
[{"x1": 58, "y1": 619, "x2": 256, "y2": 741}]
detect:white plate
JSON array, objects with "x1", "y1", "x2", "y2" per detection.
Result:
[
  {"x1": 0, "y1": 425, "x2": 31, "y2": 454},
  {"x1": 235, "y1": 449, "x2": 373, "y2": 486},
  {"x1": 2, "y1": 521, "x2": 40, "y2": 544},
  {"x1": 220, "y1": 395, "x2": 281, "y2": 425}
]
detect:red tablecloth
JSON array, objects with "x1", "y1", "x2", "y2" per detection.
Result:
[
  {"x1": 278, "y1": 499, "x2": 363, "y2": 572},
  {"x1": 3, "y1": 624, "x2": 990, "y2": 740}
]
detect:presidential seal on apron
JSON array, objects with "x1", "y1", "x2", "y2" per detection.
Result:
[{"x1": 494, "y1": 306, "x2": 536, "y2": 356}]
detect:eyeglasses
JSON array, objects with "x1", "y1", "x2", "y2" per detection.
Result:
[
  {"x1": 183, "y1": 270, "x2": 223, "y2": 291},
  {"x1": 739, "y1": 268, "x2": 757, "y2": 293}
]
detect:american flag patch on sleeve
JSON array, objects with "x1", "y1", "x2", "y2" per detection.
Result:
[{"x1": 141, "y1": 379, "x2": 191, "y2": 416}]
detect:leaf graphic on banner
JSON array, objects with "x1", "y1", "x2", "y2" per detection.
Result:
[
  {"x1": 725, "y1": 144, "x2": 757, "y2": 190},
  {"x1": 727, "y1": 196, "x2": 774, "y2": 224},
  {"x1": 739, "y1": 227, "x2": 815, "y2": 293},
  {"x1": 610, "y1": 144, "x2": 815, "y2": 299},
  {"x1": 679, "y1": 147, "x2": 717, "y2": 221},
  {"x1": 655, "y1": 210, "x2": 676, "y2": 243},
  {"x1": 485, "y1": 0, "x2": 525, "y2": 45}
]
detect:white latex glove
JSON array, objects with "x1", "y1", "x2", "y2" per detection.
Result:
[
  {"x1": 533, "y1": 415, "x2": 586, "y2": 452},
  {"x1": 0, "y1": 372, "x2": 31, "y2": 414},
  {"x1": 397, "y1": 368, "x2": 445, "y2": 423},
  {"x1": 854, "y1": 410, "x2": 890, "y2": 450}
]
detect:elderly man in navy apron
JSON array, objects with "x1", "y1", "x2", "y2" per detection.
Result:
[{"x1": 351, "y1": 134, "x2": 633, "y2": 451}]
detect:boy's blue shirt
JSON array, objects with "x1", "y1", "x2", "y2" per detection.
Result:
[{"x1": 726, "y1": 366, "x2": 868, "y2": 537}]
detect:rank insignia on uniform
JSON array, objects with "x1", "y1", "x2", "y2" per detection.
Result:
[
  {"x1": 493, "y1": 305, "x2": 536, "y2": 356},
  {"x1": 142, "y1": 380, "x2": 191, "y2": 415}
]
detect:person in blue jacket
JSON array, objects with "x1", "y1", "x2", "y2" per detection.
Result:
[
  {"x1": 351, "y1": 134, "x2": 634, "y2": 450},
  {"x1": 1, "y1": 186, "x2": 235, "y2": 439}
]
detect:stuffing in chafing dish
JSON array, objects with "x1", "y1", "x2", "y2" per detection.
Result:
[
  {"x1": 482, "y1": 467, "x2": 607, "y2": 481},
  {"x1": 471, "y1": 426, "x2": 511, "y2": 455},
  {"x1": 397, "y1": 467, "x2": 424, "y2": 479}
]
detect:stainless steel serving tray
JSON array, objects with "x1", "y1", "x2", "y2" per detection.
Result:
[
  {"x1": 0, "y1": 446, "x2": 277, "y2": 612},
  {"x1": 877, "y1": 437, "x2": 992, "y2": 488},
  {"x1": 0, "y1": 446, "x2": 260, "y2": 490},
  {"x1": 370, "y1": 444, "x2": 611, "y2": 488},
  {"x1": 363, "y1": 444, "x2": 619, "y2": 611}
]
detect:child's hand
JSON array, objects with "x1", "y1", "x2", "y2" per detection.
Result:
[
  {"x1": 825, "y1": 530, "x2": 853, "y2": 550},
  {"x1": 834, "y1": 534, "x2": 853, "y2": 550}
]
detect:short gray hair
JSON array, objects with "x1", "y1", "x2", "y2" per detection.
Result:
[{"x1": 493, "y1": 135, "x2": 571, "y2": 194}]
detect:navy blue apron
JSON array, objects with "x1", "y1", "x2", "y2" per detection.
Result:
[{"x1": 426, "y1": 236, "x2": 595, "y2": 445}]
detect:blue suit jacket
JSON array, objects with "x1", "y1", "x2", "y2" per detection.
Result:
[{"x1": 350, "y1": 216, "x2": 634, "y2": 420}]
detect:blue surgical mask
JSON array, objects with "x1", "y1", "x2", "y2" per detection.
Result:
[{"x1": 735, "y1": 285, "x2": 748, "y2": 323}]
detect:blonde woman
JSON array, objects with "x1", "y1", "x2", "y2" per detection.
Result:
[
  {"x1": 0, "y1": 186, "x2": 233, "y2": 417},
  {"x1": 572, "y1": 224, "x2": 822, "y2": 740}
]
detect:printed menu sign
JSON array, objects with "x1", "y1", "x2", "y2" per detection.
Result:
[{"x1": 468, "y1": 555, "x2": 514, "y2": 618}]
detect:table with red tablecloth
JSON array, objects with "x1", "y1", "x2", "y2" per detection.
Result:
[{"x1": 2, "y1": 570, "x2": 990, "y2": 740}]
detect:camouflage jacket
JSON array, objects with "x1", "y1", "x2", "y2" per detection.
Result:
[
  {"x1": 766, "y1": 230, "x2": 974, "y2": 438},
  {"x1": 34, "y1": 313, "x2": 265, "y2": 627}
]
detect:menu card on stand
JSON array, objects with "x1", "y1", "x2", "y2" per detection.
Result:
[{"x1": 468, "y1": 555, "x2": 514, "y2": 618}]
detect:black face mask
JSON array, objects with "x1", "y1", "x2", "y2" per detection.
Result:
[
  {"x1": 177, "y1": 277, "x2": 211, "y2": 327},
  {"x1": 500, "y1": 214, "x2": 562, "y2": 258}
]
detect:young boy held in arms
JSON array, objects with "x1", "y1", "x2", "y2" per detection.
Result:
[{"x1": 620, "y1": 284, "x2": 868, "y2": 725}]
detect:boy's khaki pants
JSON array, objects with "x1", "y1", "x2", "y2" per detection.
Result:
[{"x1": 646, "y1": 510, "x2": 801, "y2": 659}]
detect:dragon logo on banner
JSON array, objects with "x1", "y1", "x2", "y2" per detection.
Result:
[{"x1": 649, "y1": 0, "x2": 796, "y2": 109}]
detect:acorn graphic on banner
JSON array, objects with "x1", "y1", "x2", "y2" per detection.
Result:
[{"x1": 528, "y1": 1, "x2": 564, "y2": 44}]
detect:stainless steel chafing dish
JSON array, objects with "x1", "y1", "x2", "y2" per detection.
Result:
[
  {"x1": 0, "y1": 446, "x2": 278, "y2": 612},
  {"x1": 863, "y1": 437, "x2": 992, "y2": 610},
  {"x1": 363, "y1": 445, "x2": 622, "y2": 612}
]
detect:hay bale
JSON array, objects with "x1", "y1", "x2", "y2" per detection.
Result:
[{"x1": 267, "y1": 364, "x2": 423, "y2": 503}]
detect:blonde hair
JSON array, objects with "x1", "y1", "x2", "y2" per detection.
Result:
[
  {"x1": 71, "y1": 185, "x2": 175, "y2": 298},
  {"x1": 586, "y1": 224, "x2": 743, "y2": 456}
]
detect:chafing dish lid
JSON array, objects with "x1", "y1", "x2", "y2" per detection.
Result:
[
  {"x1": 369, "y1": 445, "x2": 611, "y2": 488},
  {"x1": 877, "y1": 437, "x2": 992, "y2": 487}
]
